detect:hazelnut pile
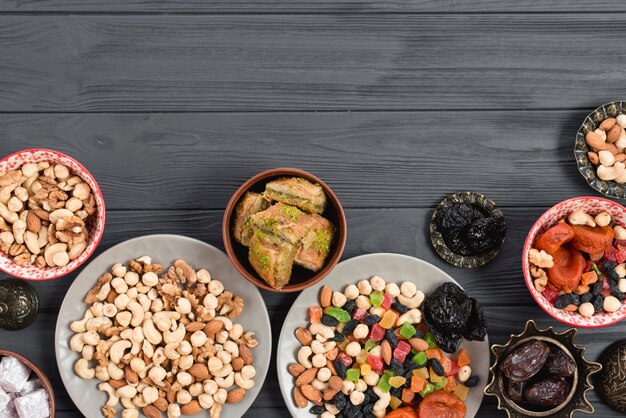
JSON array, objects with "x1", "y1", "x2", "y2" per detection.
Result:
[
  {"x1": 0, "y1": 162, "x2": 96, "y2": 267},
  {"x1": 585, "y1": 115, "x2": 626, "y2": 183},
  {"x1": 69, "y1": 257, "x2": 258, "y2": 418}
]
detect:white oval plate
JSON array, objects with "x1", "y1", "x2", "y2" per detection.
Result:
[
  {"x1": 55, "y1": 234, "x2": 271, "y2": 418},
  {"x1": 277, "y1": 253, "x2": 489, "y2": 418}
]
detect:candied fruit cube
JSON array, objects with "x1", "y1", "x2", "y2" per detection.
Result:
[
  {"x1": 370, "y1": 292, "x2": 384, "y2": 307},
  {"x1": 419, "y1": 382, "x2": 435, "y2": 398},
  {"x1": 367, "y1": 354, "x2": 384, "y2": 371},
  {"x1": 430, "y1": 368, "x2": 444, "y2": 383},
  {"x1": 14, "y1": 388, "x2": 49, "y2": 418},
  {"x1": 325, "y1": 307, "x2": 351, "y2": 323},
  {"x1": 309, "y1": 306, "x2": 323, "y2": 324},
  {"x1": 413, "y1": 367, "x2": 429, "y2": 380},
  {"x1": 412, "y1": 351, "x2": 428, "y2": 366},
  {"x1": 346, "y1": 368, "x2": 360, "y2": 382},
  {"x1": 444, "y1": 375, "x2": 457, "y2": 392},
  {"x1": 399, "y1": 322, "x2": 416, "y2": 339},
  {"x1": 369, "y1": 324, "x2": 385, "y2": 341},
  {"x1": 382, "y1": 294, "x2": 392, "y2": 310},
  {"x1": 454, "y1": 384, "x2": 469, "y2": 401},
  {"x1": 390, "y1": 396, "x2": 403, "y2": 409},
  {"x1": 378, "y1": 372, "x2": 392, "y2": 393},
  {"x1": 0, "y1": 357, "x2": 31, "y2": 393},
  {"x1": 393, "y1": 341, "x2": 411, "y2": 363},
  {"x1": 445, "y1": 360, "x2": 459, "y2": 377},
  {"x1": 426, "y1": 348, "x2": 442, "y2": 360},
  {"x1": 401, "y1": 388, "x2": 415, "y2": 403},
  {"x1": 356, "y1": 349, "x2": 369, "y2": 364},
  {"x1": 364, "y1": 340, "x2": 379, "y2": 351},
  {"x1": 410, "y1": 375, "x2": 427, "y2": 393},
  {"x1": 389, "y1": 376, "x2": 407, "y2": 388},
  {"x1": 360, "y1": 364, "x2": 372, "y2": 376},
  {"x1": 337, "y1": 352, "x2": 353, "y2": 367},
  {"x1": 457, "y1": 349, "x2": 470, "y2": 367},
  {"x1": 424, "y1": 333, "x2": 437, "y2": 348},
  {"x1": 379, "y1": 311, "x2": 398, "y2": 329},
  {"x1": 434, "y1": 377, "x2": 448, "y2": 391},
  {"x1": 353, "y1": 308, "x2": 367, "y2": 320}
]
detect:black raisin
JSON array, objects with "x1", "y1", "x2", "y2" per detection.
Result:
[
  {"x1": 602, "y1": 261, "x2": 619, "y2": 282},
  {"x1": 321, "y1": 315, "x2": 339, "y2": 327},
  {"x1": 608, "y1": 279, "x2": 625, "y2": 300},
  {"x1": 343, "y1": 300, "x2": 356, "y2": 314},
  {"x1": 591, "y1": 281, "x2": 603, "y2": 296},
  {"x1": 385, "y1": 329, "x2": 398, "y2": 348},
  {"x1": 430, "y1": 358, "x2": 445, "y2": 376},
  {"x1": 391, "y1": 302, "x2": 409, "y2": 314},
  {"x1": 342, "y1": 319, "x2": 358, "y2": 336},
  {"x1": 592, "y1": 295, "x2": 604, "y2": 313},
  {"x1": 334, "y1": 394, "x2": 347, "y2": 410},
  {"x1": 390, "y1": 387, "x2": 402, "y2": 399},
  {"x1": 333, "y1": 359, "x2": 347, "y2": 379},
  {"x1": 580, "y1": 292, "x2": 593, "y2": 304},
  {"x1": 362, "y1": 403, "x2": 374, "y2": 415},
  {"x1": 363, "y1": 315, "x2": 381, "y2": 326},
  {"x1": 330, "y1": 332, "x2": 346, "y2": 342},
  {"x1": 310, "y1": 405, "x2": 326, "y2": 414},
  {"x1": 464, "y1": 375, "x2": 480, "y2": 387},
  {"x1": 413, "y1": 329, "x2": 425, "y2": 339},
  {"x1": 554, "y1": 293, "x2": 580, "y2": 309},
  {"x1": 390, "y1": 359, "x2": 405, "y2": 376}
]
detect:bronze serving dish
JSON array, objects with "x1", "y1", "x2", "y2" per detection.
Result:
[
  {"x1": 595, "y1": 340, "x2": 626, "y2": 413},
  {"x1": 485, "y1": 320, "x2": 601, "y2": 417}
]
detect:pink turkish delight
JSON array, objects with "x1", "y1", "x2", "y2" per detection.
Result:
[
  {"x1": 14, "y1": 389, "x2": 49, "y2": 418},
  {"x1": 0, "y1": 358, "x2": 30, "y2": 393}
]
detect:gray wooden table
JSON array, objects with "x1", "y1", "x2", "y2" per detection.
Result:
[{"x1": 2, "y1": 0, "x2": 626, "y2": 416}]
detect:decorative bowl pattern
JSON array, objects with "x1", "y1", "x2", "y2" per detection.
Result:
[
  {"x1": 575, "y1": 101, "x2": 626, "y2": 199},
  {"x1": 485, "y1": 320, "x2": 601, "y2": 418},
  {"x1": 430, "y1": 191, "x2": 505, "y2": 268},
  {"x1": 523, "y1": 196, "x2": 626, "y2": 328},
  {"x1": 0, "y1": 149, "x2": 105, "y2": 280},
  {"x1": 0, "y1": 349, "x2": 56, "y2": 418},
  {"x1": 222, "y1": 167, "x2": 346, "y2": 293}
]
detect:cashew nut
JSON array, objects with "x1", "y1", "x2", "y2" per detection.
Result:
[
  {"x1": 143, "y1": 319, "x2": 162, "y2": 345},
  {"x1": 397, "y1": 290, "x2": 425, "y2": 309},
  {"x1": 148, "y1": 366, "x2": 167, "y2": 386},
  {"x1": 163, "y1": 323, "x2": 185, "y2": 345},
  {"x1": 44, "y1": 242, "x2": 68, "y2": 267},
  {"x1": 142, "y1": 386, "x2": 159, "y2": 404},
  {"x1": 23, "y1": 231, "x2": 41, "y2": 255},
  {"x1": 568, "y1": 210, "x2": 596, "y2": 227},
  {"x1": 116, "y1": 385, "x2": 138, "y2": 399},
  {"x1": 599, "y1": 150, "x2": 616, "y2": 167},
  {"x1": 70, "y1": 333, "x2": 86, "y2": 352},
  {"x1": 75, "y1": 358, "x2": 95, "y2": 379},
  {"x1": 49, "y1": 208, "x2": 73, "y2": 224},
  {"x1": 98, "y1": 382, "x2": 120, "y2": 407},
  {"x1": 297, "y1": 346, "x2": 313, "y2": 368},
  {"x1": 110, "y1": 340, "x2": 132, "y2": 364},
  {"x1": 108, "y1": 362, "x2": 124, "y2": 380},
  {"x1": 598, "y1": 162, "x2": 626, "y2": 181}
]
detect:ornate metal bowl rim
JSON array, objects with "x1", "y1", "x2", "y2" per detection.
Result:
[
  {"x1": 574, "y1": 100, "x2": 626, "y2": 199},
  {"x1": 484, "y1": 320, "x2": 602, "y2": 418},
  {"x1": 430, "y1": 191, "x2": 505, "y2": 268}
]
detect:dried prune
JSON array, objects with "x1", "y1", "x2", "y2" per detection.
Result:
[
  {"x1": 464, "y1": 297, "x2": 487, "y2": 341},
  {"x1": 424, "y1": 283, "x2": 473, "y2": 334},
  {"x1": 430, "y1": 326, "x2": 462, "y2": 354},
  {"x1": 506, "y1": 380, "x2": 526, "y2": 403},
  {"x1": 501, "y1": 340, "x2": 550, "y2": 382},
  {"x1": 437, "y1": 204, "x2": 475, "y2": 234},
  {"x1": 466, "y1": 216, "x2": 507, "y2": 254},
  {"x1": 524, "y1": 377, "x2": 570, "y2": 407},
  {"x1": 544, "y1": 348, "x2": 576, "y2": 378},
  {"x1": 554, "y1": 293, "x2": 580, "y2": 309}
]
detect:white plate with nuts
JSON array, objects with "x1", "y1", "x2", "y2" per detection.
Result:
[
  {"x1": 276, "y1": 253, "x2": 489, "y2": 418},
  {"x1": 54, "y1": 234, "x2": 271, "y2": 418}
]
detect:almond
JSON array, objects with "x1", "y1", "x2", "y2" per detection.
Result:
[
  {"x1": 180, "y1": 400, "x2": 202, "y2": 415},
  {"x1": 296, "y1": 367, "x2": 318, "y2": 386},
  {"x1": 616, "y1": 154, "x2": 626, "y2": 163},
  {"x1": 185, "y1": 321, "x2": 205, "y2": 332},
  {"x1": 203, "y1": 319, "x2": 223, "y2": 337},
  {"x1": 288, "y1": 363, "x2": 305, "y2": 377},
  {"x1": 588, "y1": 151, "x2": 600, "y2": 165},
  {"x1": 26, "y1": 210, "x2": 41, "y2": 233},
  {"x1": 320, "y1": 286, "x2": 332, "y2": 307},
  {"x1": 324, "y1": 347, "x2": 338, "y2": 361},
  {"x1": 608, "y1": 125, "x2": 623, "y2": 143},
  {"x1": 31, "y1": 209, "x2": 49, "y2": 221},
  {"x1": 124, "y1": 366, "x2": 138, "y2": 384},
  {"x1": 295, "y1": 327, "x2": 313, "y2": 346},
  {"x1": 328, "y1": 375, "x2": 343, "y2": 391},
  {"x1": 108, "y1": 379, "x2": 126, "y2": 389},
  {"x1": 187, "y1": 363, "x2": 210, "y2": 381},
  {"x1": 326, "y1": 359, "x2": 336, "y2": 375},
  {"x1": 226, "y1": 387, "x2": 246, "y2": 403},
  {"x1": 153, "y1": 397, "x2": 168, "y2": 411},
  {"x1": 239, "y1": 343, "x2": 253, "y2": 365},
  {"x1": 293, "y1": 386, "x2": 308, "y2": 408},
  {"x1": 232, "y1": 357, "x2": 245, "y2": 371},
  {"x1": 300, "y1": 384, "x2": 323, "y2": 405},
  {"x1": 586, "y1": 131, "x2": 607, "y2": 151},
  {"x1": 409, "y1": 337, "x2": 429, "y2": 352},
  {"x1": 323, "y1": 388, "x2": 338, "y2": 401},
  {"x1": 381, "y1": 340, "x2": 392, "y2": 365},
  {"x1": 166, "y1": 387, "x2": 177, "y2": 404},
  {"x1": 142, "y1": 405, "x2": 161, "y2": 418},
  {"x1": 600, "y1": 117, "x2": 617, "y2": 131}
]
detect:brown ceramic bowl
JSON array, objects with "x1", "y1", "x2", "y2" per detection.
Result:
[
  {"x1": 0, "y1": 350, "x2": 55, "y2": 417},
  {"x1": 223, "y1": 168, "x2": 346, "y2": 292}
]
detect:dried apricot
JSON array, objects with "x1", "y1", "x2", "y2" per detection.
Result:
[
  {"x1": 418, "y1": 391, "x2": 466, "y2": 418},
  {"x1": 547, "y1": 246, "x2": 585, "y2": 290},
  {"x1": 535, "y1": 223, "x2": 574, "y2": 255},
  {"x1": 570, "y1": 225, "x2": 614, "y2": 254}
]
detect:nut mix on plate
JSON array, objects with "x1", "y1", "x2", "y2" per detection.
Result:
[
  {"x1": 69, "y1": 256, "x2": 258, "y2": 418},
  {"x1": 0, "y1": 163, "x2": 96, "y2": 267},
  {"x1": 290, "y1": 276, "x2": 484, "y2": 418},
  {"x1": 0, "y1": 355, "x2": 50, "y2": 418},
  {"x1": 585, "y1": 115, "x2": 626, "y2": 182},
  {"x1": 529, "y1": 209, "x2": 626, "y2": 317}
]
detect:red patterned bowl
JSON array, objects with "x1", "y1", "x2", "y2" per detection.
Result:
[
  {"x1": 523, "y1": 196, "x2": 626, "y2": 328},
  {"x1": 0, "y1": 149, "x2": 105, "y2": 280}
]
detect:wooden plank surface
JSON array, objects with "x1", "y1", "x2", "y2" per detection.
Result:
[
  {"x1": 1, "y1": 14, "x2": 626, "y2": 112},
  {"x1": 2, "y1": 0, "x2": 626, "y2": 14},
  {"x1": 0, "y1": 111, "x2": 596, "y2": 209}
]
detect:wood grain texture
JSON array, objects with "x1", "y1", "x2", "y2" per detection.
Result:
[
  {"x1": 2, "y1": 0, "x2": 626, "y2": 13},
  {"x1": 0, "y1": 111, "x2": 596, "y2": 209},
  {"x1": 1, "y1": 14, "x2": 626, "y2": 112},
  {"x1": 2, "y1": 307, "x2": 623, "y2": 416}
]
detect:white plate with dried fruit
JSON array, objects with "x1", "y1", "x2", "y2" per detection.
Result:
[
  {"x1": 54, "y1": 234, "x2": 271, "y2": 418},
  {"x1": 276, "y1": 253, "x2": 489, "y2": 418}
]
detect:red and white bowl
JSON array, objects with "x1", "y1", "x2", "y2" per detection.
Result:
[
  {"x1": 0, "y1": 149, "x2": 105, "y2": 280},
  {"x1": 523, "y1": 196, "x2": 626, "y2": 328}
]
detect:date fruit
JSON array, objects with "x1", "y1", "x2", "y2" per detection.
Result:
[
  {"x1": 524, "y1": 377, "x2": 570, "y2": 407},
  {"x1": 506, "y1": 380, "x2": 526, "y2": 404},
  {"x1": 544, "y1": 348, "x2": 576, "y2": 378},
  {"x1": 501, "y1": 340, "x2": 549, "y2": 382}
]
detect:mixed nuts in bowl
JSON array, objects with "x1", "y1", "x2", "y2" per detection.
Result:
[{"x1": 0, "y1": 149, "x2": 105, "y2": 280}]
